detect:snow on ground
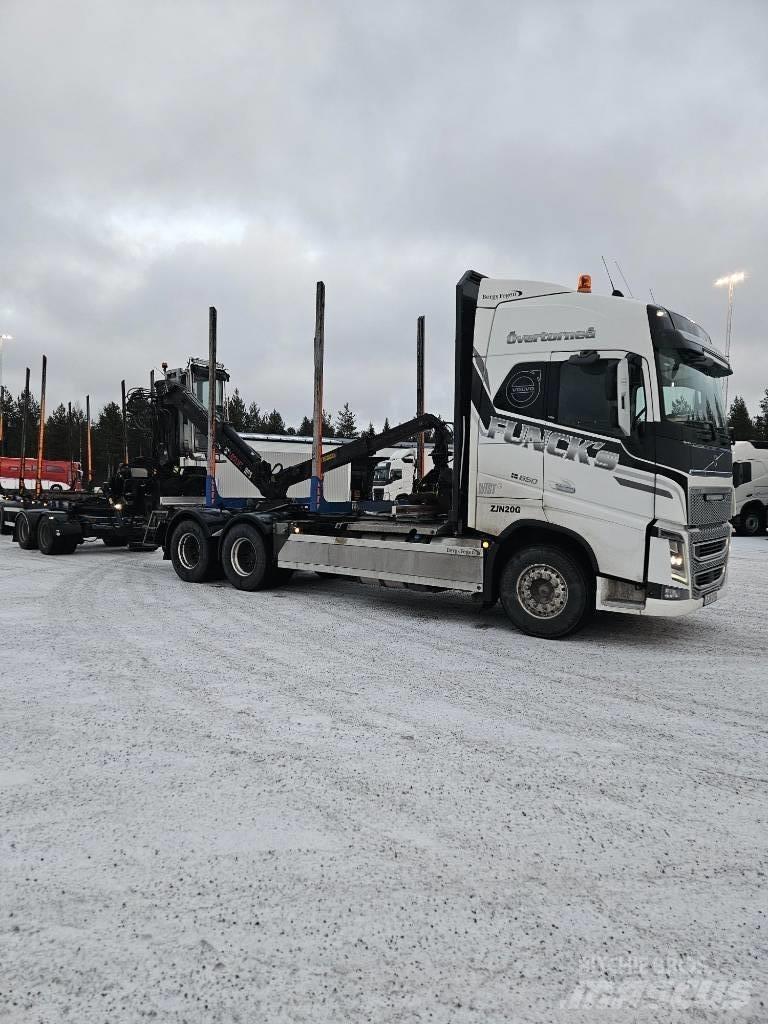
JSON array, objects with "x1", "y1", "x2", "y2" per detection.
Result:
[{"x1": 0, "y1": 536, "x2": 766, "y2": 1023}]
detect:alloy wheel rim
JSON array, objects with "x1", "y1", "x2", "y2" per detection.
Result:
[
  {"x1": 516, "y1": 563, "x2": 569, "y2": 619},
  {"x1": 178, "y1": 532, "x2": 200, "y2": 570},
  {"x1": 231, "y1": 537, "x2": 257, "y2": 577}
]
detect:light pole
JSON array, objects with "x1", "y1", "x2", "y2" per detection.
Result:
[
  {"x1": 714, "y1": 272, "x2": 745, "y2": 412},
  {"x1": 0, "y1": 334, "x2": 13, "y2": 457}
]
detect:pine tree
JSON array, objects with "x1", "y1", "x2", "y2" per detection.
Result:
[
  {"x1": 228, "y1": 388, "x2": 248, "y2": 431},
  {"x1": 245, "y1": 402, "x2": 262, "y2": 432},
  {"x1": 364, "y1": 421, "x2": 376, "y2": 438},
  {"x1": 93, "y1": 402, "x2": 124, "y2": 481},
  {"x1": 383, "y1": 417, "x2": 391, "y2": 433},
  {"x1": 753, "y1": 415, "x2": 767, "y2": 441},
  {"x1": 45, "y1": 404, "x2": 71, "y2": 459},
  {"x1": 759, "y1": 388, "x2": 768, "y2": 427},
  {"x1": 322, "y1": 410, "x2": 335, "y2": 438},
  {"x1": 297, "y1": 416, "x2": 313, "y2": 437},
  {"x1": 263, "y1": 409, "x2": 286, "y2": 434},
  {"x1": 335, "y1": 402, "x2": 358, "y2": 438},
  {"x1": 727, "y1": 396, "x2": 753, "y2": 441}
]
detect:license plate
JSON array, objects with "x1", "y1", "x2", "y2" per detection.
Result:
[{"x1": 703, "y1": 591, "x2": 718, "y2": 606}]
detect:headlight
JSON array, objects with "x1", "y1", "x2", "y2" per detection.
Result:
[
  {"x1": 669, "y1": 537, "x2": 688, "y2": 586},
  {"x1": 114, "y1": 502, "x2": 123, "y2": 512}
]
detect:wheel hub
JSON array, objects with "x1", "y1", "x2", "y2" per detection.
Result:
[
  {"x1": 177, "y1": 532, "x2": 200, "y2": 570},
  {"x1": 231, "y1": 537, "x2": 257, "y2": 577},
  {"x1": 516, "y1": 563, "x2": 569, "y2": 619}
]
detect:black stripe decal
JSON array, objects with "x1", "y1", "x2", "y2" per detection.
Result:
[{"x1": 615, "y1": 477, "x2": 673, "y2": 499}]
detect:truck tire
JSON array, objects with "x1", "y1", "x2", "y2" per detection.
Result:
[
  {"x1": 170, "y1": 520, "x2": 214, "y2": 583},
  {"x1": 16, "y1": 513, "x2": 38, "y2": 550},
  {"x1": 498, "y1": 544, "x2": 592, "y2": 639},
  {"x1": 738, "y1": 505, "x2": 765, "y2": 537},
  {"x1": 60, "y1": 537, "x2": 79, "y2": 554},
  {"x1": 221, "y1": 524, "x2": 269, "y2": 591},
  {"x1": 37, "y1": 517, "x2": 60, "y2": 555}
]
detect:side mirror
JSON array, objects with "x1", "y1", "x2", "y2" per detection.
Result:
[{"x1": 616, "y1": 357, "x2": 631, "y2": 436}]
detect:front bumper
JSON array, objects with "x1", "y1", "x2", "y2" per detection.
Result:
[{"x1": 596, "y1": 520, "x2": 731, "y2": 618}]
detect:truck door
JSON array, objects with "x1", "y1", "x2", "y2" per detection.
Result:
[
  {"x1": 474, "y1": 355, "x2": 547, "y2": 534},
  {"x1": 544, "y1": 350, "x2": 655, "y2": 582}
]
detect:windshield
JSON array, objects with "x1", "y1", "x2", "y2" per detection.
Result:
[
  {"x1": 372, "y1": 461, "x2": 390, "y2": 484},
  {"x1": 655, "y1": 347, "x2": 727, "y2": 430}
]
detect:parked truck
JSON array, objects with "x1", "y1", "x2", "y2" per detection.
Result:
[
  {"x1": 732, "y1": 440, "x2": 768, "y2": 535},
  {"x1": 153, "y1": 270, "x2": 733, "y2": 638}
]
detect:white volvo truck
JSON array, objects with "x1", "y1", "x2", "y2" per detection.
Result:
[
  {"x1": 158, "y1": 270, "x2": 733, "y2": 639},
  {"x1": 732, "y1": 440, "x2": 768, "y2": 535}
]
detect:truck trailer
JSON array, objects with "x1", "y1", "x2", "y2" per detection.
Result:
[{"x1": 156, "y1": 270, "x2": 734, "y2": 639}]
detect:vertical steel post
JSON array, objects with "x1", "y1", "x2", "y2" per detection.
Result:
[
  {"x1": 86, "y1": 394, "x2": 92, "y2": 488},
  {"x1": 19, "y1": 367, "x2": 30, "y2": 492},
  {"x1": 310, "y1": 282, "x2": 325, "y2": 512},
  {"x1": 121, "y1": 379, "x2": 129, "y2": 464},
  {"x1": 67, "y1": 401, "x2": 73, "y2": 485},
  {"x1": 35, "y1": 355, "x2": 47, "y2": 498},
  {"x1": 206, "y1": 307, "x2": 217, "y2": 507},
  {"x1": 416, "y1": 315, "x2": 425, "y2": 481}
]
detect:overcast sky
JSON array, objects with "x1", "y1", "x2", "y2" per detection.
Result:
[{"x1": 1, "y1": 0, "x2": 766, "y2": 429}]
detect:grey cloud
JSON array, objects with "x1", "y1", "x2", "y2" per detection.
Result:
[{"x1": 1, "y1": 0, "x2": 766, "y2": 427}]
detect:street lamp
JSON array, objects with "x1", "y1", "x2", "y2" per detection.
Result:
[
  {"x1": 0, "y1": 334, "x2": 13, "y2": 457},
  {"x1": 714, "y1": 272, "x2": 745, "y2": 411}
]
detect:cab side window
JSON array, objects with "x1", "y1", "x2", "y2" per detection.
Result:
[
  {"x1": 493, "y1": 362, "x2": 546, "y2": 419},
  {"x1": 553, "y1": 357, "x2": 620, "y2": 435},
  {"x1": 733, "y1": 462, "x2": 752, "y2": 487}
]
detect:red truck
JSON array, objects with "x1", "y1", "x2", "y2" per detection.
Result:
[{"x1": 0, "y1": 457, "x2": 82, "y2": 492}]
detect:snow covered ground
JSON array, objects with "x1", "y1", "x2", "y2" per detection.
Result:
[{"x1": 1, "y1": 536, "x2": 766, "y2": 1023}]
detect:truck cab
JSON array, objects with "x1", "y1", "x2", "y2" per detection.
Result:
[
  {"x1": 371, "y1": 450, "x2": 416, "y2": 501},
  {"x1": 732, "y1": 440, "x2": 768, "y2": 535},
  {"x1": 466, "y1": 276, "x2": 733, "y2": 617}
]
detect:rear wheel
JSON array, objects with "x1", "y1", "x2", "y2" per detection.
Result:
[
  {"x1": 37, "y1": 517, "x2": 59, "y2": 555},
  {"x1": 499, "y1": 544, "x2": 592, "y2": 639},
  {"x1": 221, "y1": 524, "x2": 269, "y2": 591},
  {"x1": 170, "y1": 520, "x2": 214, "y2": 583},
  {"x1": 16, "y1": 513, "x2": 38, "y2": 550}
]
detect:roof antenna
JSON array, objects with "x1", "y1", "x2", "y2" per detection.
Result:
[
  {"x1": 649, "y1": 287, "x2": 657, "y2": 304},
  {"x1": 614, "y1": 260, "x2": 634, "y2": 298},
  {"x1": 601, "y1": 256, "x2": 623, "y2": 297}
]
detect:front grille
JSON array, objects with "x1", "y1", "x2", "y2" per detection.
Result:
[
  {"x1": 689, "y1": 522, "x2": 730, "y2": 597},
  {"x1": 694, "y1": 564, "x2": 726, "y2": 592},
  {"x1": 688, "y1": 488, "x2": 731, "y2": 527}
]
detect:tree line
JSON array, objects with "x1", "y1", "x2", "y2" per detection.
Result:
[
  {"x1": 226, "y1": 389, "x2": 382, "y2": 441},
  {"x1": 728, "y1": 390, "x2": 768, "y2": 441},
  {"x1": 0, "y1": 385, "x2": 388, "y2": 484}
]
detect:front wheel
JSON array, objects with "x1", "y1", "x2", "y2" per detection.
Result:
[
  {"x1": 170, "y1": 520, "x2": 215, "y2": 583},
  {"x1": 499, "y1": 545, "x2": 592, "y2": 639},
  {"x1": 738, "y1": 507, "x2": 765, "y2": 537},
  {"x1": 221, "y1": 524, "x2": 269, "y2": 591}
]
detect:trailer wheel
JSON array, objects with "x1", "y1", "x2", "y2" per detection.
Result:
[
  {"x1": 16, "y1": 513, "x2": 38, "y2": 551},
  {"x1": 221, "y1": 524, "x2": 269, "y2": 591},
  {"x1": 37, "y1": 517, "x2": 60, "y2": 555},
  {"x1": 499, "y1": 544, "x2": 592, "y2": 639},
  {"x1": 170, "y1": 520, "x2": 213, "y2": 583}
]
